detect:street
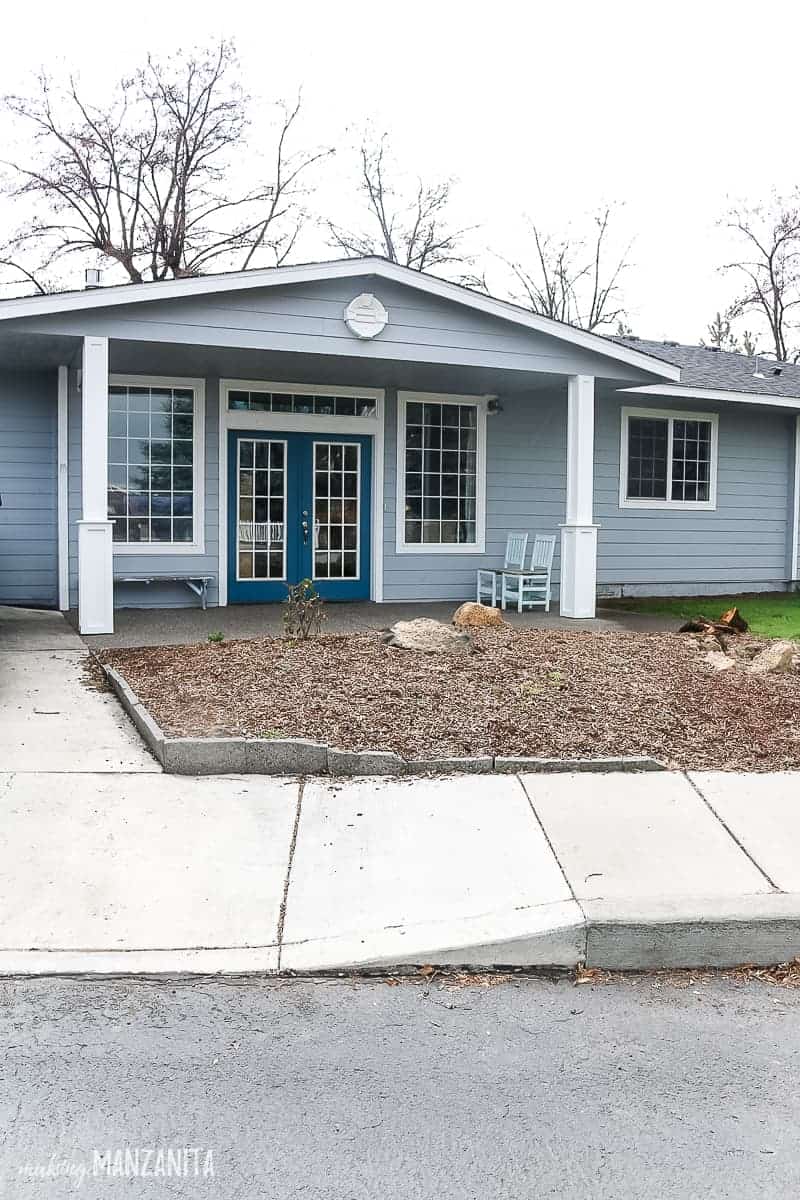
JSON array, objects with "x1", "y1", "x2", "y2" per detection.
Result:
[{"x1": 1, "y1": 973, "x2": 798, "y2": 1198}]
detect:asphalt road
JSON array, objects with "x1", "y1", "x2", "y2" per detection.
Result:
[{"x1": 1, "y1": 973, "x2": 799, "y2": 1198}]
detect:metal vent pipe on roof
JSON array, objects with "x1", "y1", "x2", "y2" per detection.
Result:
[{"x1": 85, "y1": 268, "x2": 103, "y2": 289}]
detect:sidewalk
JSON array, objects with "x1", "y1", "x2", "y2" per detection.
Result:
[{"x1": 1, "y1": 766, "x2": 798, "y2": 974}]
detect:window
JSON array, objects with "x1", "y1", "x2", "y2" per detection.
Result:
[
  {"x1": 107, "y1": 378, "x2": 204, "y2": 550},
  {"x1": 227, "y1": 388, "x2": 377, "y2": 418},
  {"x1": 397, "y1": 393, "x2": 486, "y2": 552},
  {"x1": 620, "y1": 408, "x2": 717, "y2": 510}
]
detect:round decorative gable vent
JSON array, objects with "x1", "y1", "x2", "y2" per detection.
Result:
[{"x1": 344, "y1": 292, "x2": 388, "y2": 339}]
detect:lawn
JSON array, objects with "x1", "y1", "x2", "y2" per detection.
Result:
[
  {"x1": 606, "y1": 593, "x2": 800, "y2": 640},
  {"x1": 102, "y1": 626, "x2": 800, "y2": 772}
]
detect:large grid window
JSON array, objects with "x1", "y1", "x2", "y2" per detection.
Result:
[
  {"x1": 622, "y1": 410, "x2": 716, "y2": 508},
  {"x1": 107, "y1": 383, "x2": 198, "y2": 544},
  {"x1": 402, "y1": 400, "x2": 479, "y2": 546}
]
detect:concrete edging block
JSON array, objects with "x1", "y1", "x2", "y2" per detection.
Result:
[
  {"x1": 245, "y1": 738, "x2": 328, "y2": 775},
  {"x1": 103, "y1": 666, "x2": 165, "y2": 766},
  {"x1": 493, "y1": 755, "x2": 666, "y2": 773},
  {"x1": 327, "y1": 748, "x2": 407, "y2": 776},
  {"x1": 403, "y1": 756, "x2": 494, "y2": 774}
]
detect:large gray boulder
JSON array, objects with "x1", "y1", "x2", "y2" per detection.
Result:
[
  {"x1": 749, "y1": 640, "x2": 797, "y2": 675},
  {"x1": 383, "y1": 618, "x2": 471, "y2": 654}
]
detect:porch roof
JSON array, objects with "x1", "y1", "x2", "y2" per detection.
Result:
[{"x1": 0, "y1": 257, "x2": 680, "y2": 385}]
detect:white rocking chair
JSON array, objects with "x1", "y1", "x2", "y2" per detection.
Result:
[
  {"x1": 476, "y1": 531, "x2": 528, "y2": 607},
  {"x1": 501, "y1": 534, "x2": 556, "y2": 613}
]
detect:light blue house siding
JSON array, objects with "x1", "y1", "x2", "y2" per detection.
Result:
[
  {"x1": 0, "y1": 370, "x2": 58, "y2": 606},
  {"x1": 382, "y1": 385, "x2": 567, "y2": 601},
  {"x1": 67, "y1": 372, "x2": 221, "y2": 608},
  {"x1": 595, "y1": 395, "x2": 795, "y2": 597}
]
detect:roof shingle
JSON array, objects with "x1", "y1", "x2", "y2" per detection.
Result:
[{"x1": 613, "y1": 336, "x2": 800, "y2": 399}]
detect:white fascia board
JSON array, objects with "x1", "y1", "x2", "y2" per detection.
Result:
[
  {"x1": 621, "y1": 382, "x2": 800, "y2": 410},
  {"x1": 0, "y1": 257, "x2": 680, "y2": 382}
]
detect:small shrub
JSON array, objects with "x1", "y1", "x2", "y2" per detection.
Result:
[
  {"x1": 207, "y1": 631, "x2": 225, "y2": 643},
  {"x1": 283, "y1": 579, "x2": 325, "y2": 640}
]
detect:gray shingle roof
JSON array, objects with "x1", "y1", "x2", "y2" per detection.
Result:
[{"x1": 612, "y1": 337, "x2": 800, "y2": 399}]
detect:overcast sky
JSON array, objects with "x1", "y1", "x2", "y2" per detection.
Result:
[{"x1": 1, "y1": 0, "x2": 797, "y2": 345}]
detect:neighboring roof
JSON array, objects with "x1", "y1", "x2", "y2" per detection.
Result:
[
  {"x1": 0, "y1": 256, "x2": 680, "y2": 382},
  {"x1": 615, "y1": 336, "x2": 800, "y2": 402}
]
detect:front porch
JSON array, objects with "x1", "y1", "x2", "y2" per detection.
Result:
[{"x1": 72, "y1": 597, "x2": 673, "y2": 650}]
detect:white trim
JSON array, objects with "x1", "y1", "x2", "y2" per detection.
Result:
[
  {"x1": 0, "y1": 257, "x2": 680, "y2": 381},
  {"x1": 565, "y1": 375, "x2": 595, "y2": 526},
  {"x1": 619, "y1": 405, "x2": 719, "y2": 511},
  {"x1": 621, "y1": 382, "x2": 800, "y2": 410},
  {"x1": 218, "y1": 378, "x2": 386, "y2": 604},
  {"x1": 395, "y1": 391, "x2": 487, "y2": 555},
  {"x1": 57, "y1": 365, "x2": 69, "y2": 610},
  {"x1": 108, "y1": 374, "x2": 206, "y2": 556},
  {"x1": 792, "y1": 414, "x2": 800, "y2": 582}
]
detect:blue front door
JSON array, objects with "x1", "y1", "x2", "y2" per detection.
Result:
[{"x1": 227, "y1": 431, "x2": 372, "y2": 603}]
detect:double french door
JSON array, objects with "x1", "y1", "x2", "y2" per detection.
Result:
[{"x1": 227, "y1": 431, "x2": 372, "y2": 602}]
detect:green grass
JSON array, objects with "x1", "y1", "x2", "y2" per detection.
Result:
[{"x1": 608, "y1": 593, "x2": 800, "y2": 640}]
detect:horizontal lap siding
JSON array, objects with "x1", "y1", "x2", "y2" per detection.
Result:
[
  {"x1": 69, "y1": 374, "x2": 220, "y2": 609},
  {"x1": 0, "y1": 371, "x2": 57, "y2": 606},
  {"x1": 382, "y1": 387, "x2": 566, "y2": 602},
  {"x1": 595, "y1": 395, "x2": 794, "y2": 594},
  {"x1": 13, "y1": 277, "x2": 649, "y2": 381}
]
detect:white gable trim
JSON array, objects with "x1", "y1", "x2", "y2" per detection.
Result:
[
  {"x1": 0, "y1": 257, "x2": 680, "y2": 381},
  {"x1": 621, "y1": 382, "x2": 800, "y2": 410}
]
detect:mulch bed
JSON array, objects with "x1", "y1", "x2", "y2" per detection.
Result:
[{"x1": 99, "y1": 627, "x2": 800, "y2": 771}]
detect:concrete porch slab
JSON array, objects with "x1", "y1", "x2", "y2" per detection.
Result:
[
  {"x1": 0, "y1": 773, "x2": 298, "y2": 952},
  {"x1": 521, "y1": 771, "x2": 772, "y2": 901},
  {"x1": 280, "y1": 774, "x2": 582, "y2": 971},
  {"x1": 690, "y1": 772, "x2": 800, "y2": 892}
]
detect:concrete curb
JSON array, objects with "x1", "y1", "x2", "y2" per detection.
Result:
[
  {"x1": 4, "y1": 893, "x2": 800, "y2": 976},
  {"x1": 103, "y1": 667, "x2": 667, "y2": 778}
]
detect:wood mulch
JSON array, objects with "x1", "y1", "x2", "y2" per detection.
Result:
[{"x1": 99, "y1": 627, "x2": 800, "y2": 771}]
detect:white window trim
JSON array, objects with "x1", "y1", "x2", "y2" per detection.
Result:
[
  {"x1": 619, "y1": 406, "x2": 718, "y2": 512},
  {"x1": 110, "y1": 374, "x2": 206, "y2": 556},
  {"x1": 218, "y1": 379, "x2": 385, "y2": 605},
  {"x1": 395, "y1": 391, "x2": 487, "y2": 555}
]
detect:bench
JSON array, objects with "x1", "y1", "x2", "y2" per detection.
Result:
[{"x1": 114, "y1": 574, "x2": 216, "y2": 610}]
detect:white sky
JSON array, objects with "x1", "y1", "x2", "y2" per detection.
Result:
[{"x1": 2, "y1": 0, "x2": 798, "y2": 344}]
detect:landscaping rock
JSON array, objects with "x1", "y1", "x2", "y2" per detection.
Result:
[
  {"x1": 749, "y1": 640, "x2": 796, "y2": 675},
  {"x1": 383, "y1": 618, "x2": 471, "y2": 654},
  {"x1": 704, "y1": 650, "x2": 736, "y2": 672},
  {"x1": 452, "y1": 602, "x2": 505, "y2": 629}
]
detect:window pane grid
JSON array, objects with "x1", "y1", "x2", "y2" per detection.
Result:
[
  {"x1": 108, "y1": 385, "x2": 194, "y2": 544},
  {"x1": 314, "y1": 442, "x2": 360, "y2": 579},
  {"x1": 228, "y1": 390, "x2": 377, "y2": 419},
  {"x1": 404, "y1": 401, "x2": 478, "y2": 546},
  {"x1": 626, "y1": 414, "x2": 713, "y2": 505},
  {"x1": 237, "y1": 439, "x2": 286, "y2": 581}
]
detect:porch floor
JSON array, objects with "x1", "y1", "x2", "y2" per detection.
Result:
[{"x1": 73, "y1": 601, "x2": 674, "y2": 650}]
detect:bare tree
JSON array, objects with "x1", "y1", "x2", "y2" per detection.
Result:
[
  {"x1": 508, "y1": 206, "x2": 631, "y2": 331},
  {"x1": 701, "y1": 307, "x2": 759, "y2": 356},
  {"x1": 328, "y1": 135, "x2": 473, "y2": 273},
  {"x1": 722, "y1": 198, "x2": 800, "y2": 361},
  {"x1": 0, "y1": 40, "x2": 331, "y2": 289}
]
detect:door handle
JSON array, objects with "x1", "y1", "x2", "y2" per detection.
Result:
[{"x1": 301, "y1": 510, "x2": 309, "y2": 544}]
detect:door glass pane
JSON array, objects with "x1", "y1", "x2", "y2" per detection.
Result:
[
  {"x1": 237, "y1": 439, "x2": 286, "y2": 580},
  {"x1": 314, "y1": 442, "x2": 359, "y2": 579}
]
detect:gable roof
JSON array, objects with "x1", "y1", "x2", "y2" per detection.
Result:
[
  {"x1": 0, "y1": 256, "x2": 680, "y2": 382},
  {"x1": 616, "y1": 336, "x2": 800, "y2": 402}
]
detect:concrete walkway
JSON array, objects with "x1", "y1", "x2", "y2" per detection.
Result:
[
  {"x1": 0, "y1": 607, "x2": 159, "y2": 773},
  {"x1": 1, "y1": 766, "x2": 799, "y2": 974}
]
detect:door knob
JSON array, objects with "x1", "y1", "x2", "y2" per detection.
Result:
[{"x1": 301, "y1": 510, "x2": 309, "y2": 544}]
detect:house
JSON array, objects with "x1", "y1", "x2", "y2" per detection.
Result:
[{"x1": 0, "y1": 256, "x2": 797, "y2": 635}]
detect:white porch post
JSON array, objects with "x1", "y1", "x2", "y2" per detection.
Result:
[
  {"x1": 559, "y1": 374, "x2": 599, "y2": 618},
  {"x1": 77, "y1": 335, "x2": 114, "y2": 634}
]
